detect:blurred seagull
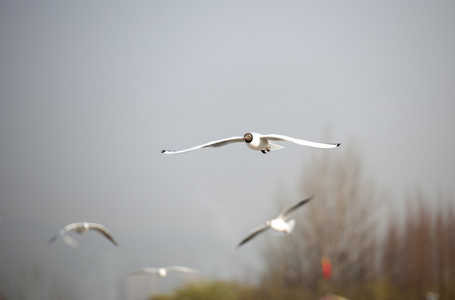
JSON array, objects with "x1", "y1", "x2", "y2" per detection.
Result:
[
  {"x1": 126, "y1": 266, "x2": 199, "y2": 278},
  {"x1": 237, "y1": 196, "x2": 314, "y2": 248},
  {"x1": 162, "y1": 132, "x2": 340, "y2": 154},
  {"x1": 48, "y1": 222, "x2": 118, "y2": 247}
]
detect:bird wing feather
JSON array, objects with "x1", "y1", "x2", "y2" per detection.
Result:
[
  {"x1": 261, "y1": 134, "x2": 340, "y2": 149},
  {"x1": 88, "y1": 223, "x2": 119, "y2": 246},
  {"x1": 237, "y1": 225, "x2": 269, "y2": 248},
  {"x1": 48, "y1": 223, "x2": 78, "y2": 245},
  {"x1": 165, "y1": 266, "x2": 199, "y2": 274},
  {"x1": 126, "y1": 268, "x2": 160, "y2": 276},
  {"x1": 161, "y1": 136, "x2": 244, "y2": 154},
  {"x1": 278, "y1": 196, "x2": 314, "y2": 219}
]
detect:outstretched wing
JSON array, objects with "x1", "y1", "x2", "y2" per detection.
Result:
[
  {"x1": 62, "y1": 234, "x2": 80, "y2": 248},
  {"x1": 47, "y1": 229, "x2": 66, "y2": 245},
  {"x1": 165, "y1": 266, "x2": 199, "y2": 274},
  {"x1": 237, "y1": 225, "x2": 269, "y2": 248},
  {"x1": 48, "y1": 223, "x2": 79, "y2": 245},
  {"x1": 262, "y1": 134, "x2": 340, "y2": 149},
  {"x1": 161, "y1": 136, "x2": 244, "y2": 154},
  {"x1": 87, "y1": 223, "x2": 119, "y2": 246},
  {"x1": 126, "y1": 268, "x2": 160, "y2": 276},
  {"x1": 278, "y1": 196, "x2": 314, "y2": 219}
]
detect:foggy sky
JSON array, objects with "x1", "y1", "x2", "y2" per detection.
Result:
[{"x1": 1, "y1": 1, "x2": 454, "y2": 299}]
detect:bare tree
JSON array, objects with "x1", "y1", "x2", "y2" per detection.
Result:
[
  {"x1": 381, "y1": 191, "x2": 455, "y2": 299},
  {"x1": 261, "y1": 144, "x2": 380, "y2": 293},
  {"x1": 381, "y1": 216, "x2": 402, "y2": 284}
]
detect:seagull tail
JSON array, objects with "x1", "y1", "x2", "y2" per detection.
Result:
[
  {"x1": 268, "y1": 143, "x2": 284, "y2": 151},
  {"x1": 286, "y1": 219, "x2": 295, "y2": 233}
]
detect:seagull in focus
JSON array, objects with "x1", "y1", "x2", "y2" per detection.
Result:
[
  {"x1": 126, "y1": 266, "x2": 199, "y2": 278},
  {"x1": 237, "y1": 196, "x2": 314, "y2": 248},
  {"x1": 48, "y1": 222, "x2": 118, "y2": 247},
  {"x1": 161, "y1": 132, "x2": 340, "y2": 154}
]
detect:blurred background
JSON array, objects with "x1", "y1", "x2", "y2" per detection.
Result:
[{"x1": 0, "y1": 1, "x2": 454, "y2": 299}]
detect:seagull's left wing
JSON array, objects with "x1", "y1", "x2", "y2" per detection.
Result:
[
  {"x1": 278, "y1": 196, "x2": 314, "y2": 219},
  {"x1": 126, "y1": 268, "x2": 160, "y2": 276},
  {"x1": 63, "y1": 222, "x2": 83, "y2": 232},
  {"x1": 166, "y1": 266, "x2": 199, "y2": 274},
  {"x1": 47, "y1": 229, "x2": 66, "y2": 245},
  {"x1": 237, "y1": 225, "x2": 269, "y2": 248},
  {"x1": 48, "y1": 222, "x2": 82, "y2": 245},
  {"x1": 62, "y1": 234, "x2": 80, "y2": 248},
  {"x1": 161, "y1": 136, "x2": 244, "y2": 154},
  {"x1": 88, "y1": 223, "x2": 119, "y2": 246},
  {"x1": 262, "y1": 134, "x2": 340, "y2": 149}
]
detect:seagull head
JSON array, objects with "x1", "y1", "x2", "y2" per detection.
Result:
[{"x1": 243, "y1": 133, "x2": 253, "y2": 143}]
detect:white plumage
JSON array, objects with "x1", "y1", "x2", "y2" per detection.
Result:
[
  {"x1": 162, "y1": 132, "x2": 340, "y2": 154},
  {"x1": 48, "y1": 222, "x2": 118, "y2": 247},
  {"x1": 237, "y1": 196, "x2": 313, "y2": 248},
  {"x1": 126, "y1": 266, "x2": 199, "y2": 278}
]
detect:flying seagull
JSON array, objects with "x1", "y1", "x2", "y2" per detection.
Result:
[
  {"x1": 48, "y1": 222, "x2": 118, "y2": 247},
  {"x1": 162, "y1": 132, "x2": 340, "y2": 154},
  {"x1": 237, "y1": 196, "x2": 314, "y2": 248},
  {"x1": 126, "y1": 266, "x2": 199, "y2": 278}
]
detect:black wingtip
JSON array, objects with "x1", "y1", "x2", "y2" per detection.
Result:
[
  {"x1": 47, "y1": 235, "x2": 57, "y2": 246},
  {"x1": 161, "y1": 150, "x2": 166, "y2": 153},
  {"x1": 336, "y1": 143, "x2": 341, "y2": 147},
  {"x1": 300, "y1": 195, "x2": 314, "y2": 205}
]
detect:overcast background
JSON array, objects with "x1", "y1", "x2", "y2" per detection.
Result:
[{"x1": 1, "y1": 1, "x2": 454, "y2": 299}]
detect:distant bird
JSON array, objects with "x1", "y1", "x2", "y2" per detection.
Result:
[
  {"x1": 237, "y1": 196, "x2": 314, "y2": 248},
  {"x1": 48, "y1": 222, "x2": 118, "y2": 247},
  {"x1": 126, "y1": 266, "x2": 199, "y2": 278},
  {"x1": 161, "y1": 132, "x2": 340, "y2": 154}
]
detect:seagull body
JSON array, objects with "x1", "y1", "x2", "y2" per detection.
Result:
[
  {"x1": 127, "y1": 266, "x2": 199, "y2": 278},
  {"x1": 269, "y1": 218, "x2": 295, "y2": 233},
  {"x1": 237, "y1": 196, "x2": 314, "y2": 248},
  {"x1": 162, "y1": 132, "x2": 340, "y2": 154},
  {"x1": 48, "y1": 222, "x2": 118, "y2": 247}
]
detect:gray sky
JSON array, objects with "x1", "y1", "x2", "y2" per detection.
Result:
[{"x1": 1, "y1": 1, "x2": 454, "y2": 299}]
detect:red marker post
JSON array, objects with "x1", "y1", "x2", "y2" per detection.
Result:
[{"x1": 321, "y1": 255, "x2": 332, "y2": 280}]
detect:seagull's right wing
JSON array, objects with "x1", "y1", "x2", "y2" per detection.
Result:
[
  {"x1": 126, "y1": 268, "x2": 159, "y2": 276},
  {"x1": 278, "y1": 196, "x2": 314, "y2": 219},
  {"x1": 237, "y1": 225, "x2": 269, "y2": 248},
  {"x1": 161, "y1": 136, "x2": 244, "y2": 154},
  {"x1": 48, "y1": 223, "x2": 78, "y2": 245},
  {"x1": 47, "y1": 229, "x2": 65, "y2": 245}
]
